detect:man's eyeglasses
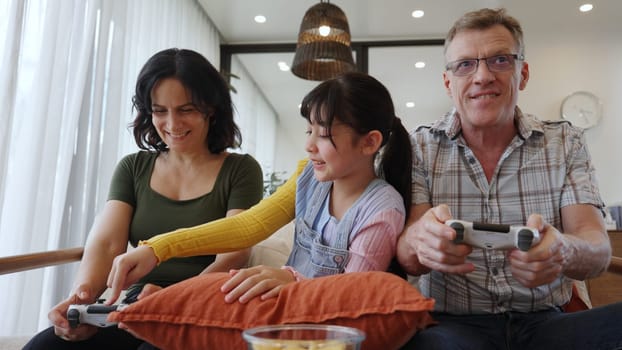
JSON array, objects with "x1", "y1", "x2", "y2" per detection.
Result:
[{"x1": 445, "y1": 54, "x2": 524, "y2": 76}]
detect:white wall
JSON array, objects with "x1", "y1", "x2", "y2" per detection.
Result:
[
  {"x1": 519, "y1": 18, "x2": 622, "y2": 207},
  {"x1": 274, "y1": 123, "x2": 305, "y2": 176}
]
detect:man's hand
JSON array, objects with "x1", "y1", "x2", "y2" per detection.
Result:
[
  {"x1": 106, "y1": 245, "x2": 158, "y2": 304},
  {"x1": 397, "y1": 204, "x2": 474, "y2": 275},
  {"x1": 220, "y1": 265, "x2": 296, "y2": 303},
  {"x1": 49, "y1": 285, "x2": 98, "y2": 342},
  {"x1": 508, "y1": 214, "x2": 564, "y2": 288}
]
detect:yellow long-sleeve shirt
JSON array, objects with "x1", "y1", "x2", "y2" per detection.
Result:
[{"x1": 143, "y1": 159, "x2": 306, "y2": 263}]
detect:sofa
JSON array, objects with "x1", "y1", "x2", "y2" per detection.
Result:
[{"x1": 1, "y1": 223, "x2": 620, "y2": 349}]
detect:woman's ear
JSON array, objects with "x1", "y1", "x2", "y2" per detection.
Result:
[{"x1": 361, "y1": 130, "x2": 383, "y2": 155}]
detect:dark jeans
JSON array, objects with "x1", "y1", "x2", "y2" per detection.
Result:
[
  {"x1": 401, "y1": 302, "x2": 622, "y2": 350},
  {"x1": 21, "y1": 326, "x2": 159, "y2": 350}
]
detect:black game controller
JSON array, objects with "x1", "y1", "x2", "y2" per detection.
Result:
[
  {"x1": 446, "y1": 220, "x2": 540, "y2": 251},
  {"x1": 67, "y1": 303, "x2": 127, "y2": 328}
]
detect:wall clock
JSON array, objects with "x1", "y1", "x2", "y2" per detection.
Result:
[{"x1": 560, "y1": 91, "x2": 602, "y2": 129}]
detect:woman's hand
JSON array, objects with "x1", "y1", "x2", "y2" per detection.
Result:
[
  {"x1": 106, "y1": 245, "x2": 158, "y2": 304},
  {"x1": 220, "y1": 265, "x2": 296, "y2": 303},
  {"x1": 49, "y1": 285, "x2": 98, "y2": 342}
]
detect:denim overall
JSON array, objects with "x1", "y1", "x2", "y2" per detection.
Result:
[{"x1": 285, "y1": 166, "x2": 386, "y2": 278}]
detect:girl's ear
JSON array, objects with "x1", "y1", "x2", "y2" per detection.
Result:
[{"x1": 361, "y1": 130, "x2": 383, "y2": 155}]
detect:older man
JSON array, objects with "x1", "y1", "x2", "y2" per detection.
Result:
[{"x1": 397, "y1": 7, "x2": 622, "y2": 350}]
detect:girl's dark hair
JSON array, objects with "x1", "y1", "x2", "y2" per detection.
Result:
[
  {"x1": 299, "y1": 72, "x2": 412, "y2": 216},
  {"x1": 131, "y1": 48, "x2": 241, "y2": 153}
]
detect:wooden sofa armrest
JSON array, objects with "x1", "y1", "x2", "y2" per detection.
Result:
[
  {"x1": 0, "y1": 246, "x2": 619, "y2": 276},
  {"x1": 0, "y1": 247, "x2": 83, "y2": 275},
  {"x1": 609, "y1": 256, "x2": 622, "y2": 275}
]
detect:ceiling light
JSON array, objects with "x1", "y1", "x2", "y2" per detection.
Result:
[
  {"x1": 254, "y1": 15, "x2": 266, "y2": 23},
  {"x1": 318, "y1": 25, "x2": 331, "y2": 36},
  {"x1": 411, "y1": 10, "x2": 424, "y2": 18},
  {"x1": 278, "y1": 61, "x2": 290, "y2": 71},
  {"x1": 579, "y1": 4, "x2": 593, "y2": 12},
  {"x1": 406, "y1": 102, "x2": 416, "y2": 108},
  {"x1": 415, "y1": 61, "x2": 425, "y2": 69},
  {"x1": 291, "y1": 0, "x2": 355, "y2": 81}
]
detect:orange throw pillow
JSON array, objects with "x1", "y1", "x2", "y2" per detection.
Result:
[{"x1": 109, "y1": 271, "x2": 435, "y2": 350}]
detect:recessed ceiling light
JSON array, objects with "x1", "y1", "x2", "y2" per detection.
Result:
[
  {"x1": 254, "y1": 15, "x2": 267, "y2": 23},
  {"x1": 415, "y1": 61, "x2": 426, "y2": 69},
  {"x1": 278, "y1": 61, "x2": 290, "y2": 71},
  {"x1": 406, "y1": 102, "x2": 416, "y2": 108},
  {"x1": 579, "y1": 4, "x2": 593, "y2": 12},
  {"x1": 411, "y1": 10, "x2": 424, "y2": 18}
]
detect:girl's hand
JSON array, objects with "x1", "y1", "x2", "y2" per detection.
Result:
[
  {"x1": 106, "y1": 245, "x2": 158, "y2": 304},
  {"x1": 220, "y1": 265, "x2": 296, "y2": 303}
]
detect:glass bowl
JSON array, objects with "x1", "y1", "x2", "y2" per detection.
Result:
[{"x1": 242, "y1": 324, "x2": 366, "y2": 350}]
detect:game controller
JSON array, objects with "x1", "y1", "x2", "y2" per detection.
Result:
[
  {"x1": 67, "y1": 288, "x2": 140, "y2": 328},
  {"x1": 67, "y1": 303, "x2": 127, "y2": 328},
  {"x1": 446, "y1": 220, "x2": 540, "y2": 251}
]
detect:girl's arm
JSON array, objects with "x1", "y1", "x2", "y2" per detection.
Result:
[
  {"x1": 219, "y1": 207, "x2": 405, "y2": 304},
  {"x1": 146, "y1": 159, "x2": 306, "y2": 262},
  {"x1": 106, "y1": 160, "x2": 306, "y2": 303},
  {"x1": 343, "y1": 208, "x2": 405, "y2": 272}
]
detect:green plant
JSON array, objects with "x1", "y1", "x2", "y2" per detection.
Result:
[
  {"x1": 263, "y1": 170, "x2": 287, "y2": 197},
  {"x1": 220, "y1": 71, "x2": 240, "y2": 93}
]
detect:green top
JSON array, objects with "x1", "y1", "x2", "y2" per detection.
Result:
[{"x1": 107, "y1": 151, "x2": 263, "y2": 288}]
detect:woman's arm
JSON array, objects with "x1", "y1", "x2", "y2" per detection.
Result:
[
  {"x1": 49, "y1": 200, "x2": 132, "y2": 340},
  {"x1": 73, "y1": 201, "x2": 133, "y2": 297}
]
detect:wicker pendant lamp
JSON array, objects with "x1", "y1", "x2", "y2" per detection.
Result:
[{"x1": 291, "y1": 0, "x2": 355, "y2": 81}]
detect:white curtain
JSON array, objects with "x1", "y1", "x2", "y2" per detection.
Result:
[
  {"x1": 230, "y1": 56, "x2": 278, "y2": 183},
  {"x1": 0, "y1": 0, "x2": 220, "y2": 336}
]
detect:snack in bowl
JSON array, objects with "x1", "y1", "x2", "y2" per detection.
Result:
[{"x1": 243, "y1": 324, "x2": 364, "y2": 350}]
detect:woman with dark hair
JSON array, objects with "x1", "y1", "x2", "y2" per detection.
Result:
[
  {"x1": 24, "y1": 48, "x2": 263, "y2": 350},
  {"x1": 131, "y1": 48, "x2": 240, "y2": 154}
]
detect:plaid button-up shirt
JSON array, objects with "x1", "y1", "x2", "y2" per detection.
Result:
[{"x1": 411, "y1": 106, "x2": 604, "y2": 314}]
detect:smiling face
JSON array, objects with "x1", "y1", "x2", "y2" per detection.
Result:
[
  {"x1": 304, "y1": 111, "x2": 374, "y2": 183},
  {"x1": 443, "y1": 24, "x2": 529, "y2": 130},
  {"x1": 150, "y1": 78, "x2": 211, "y2": 153}
]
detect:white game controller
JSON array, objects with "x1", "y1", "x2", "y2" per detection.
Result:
[
  {"x1": 446, "y1": 220, "x2": 540, "y2": 251},
  {"x1": 67, "y1": 304, "x2": 127, "y2": 328}
]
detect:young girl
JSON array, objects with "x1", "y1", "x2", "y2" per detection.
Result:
[{"x1": 107, "y1": 72, "x2": 413, "y2": 303}]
